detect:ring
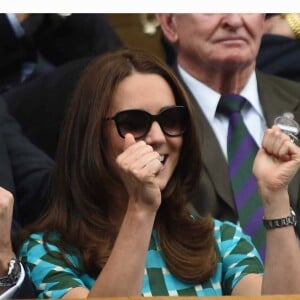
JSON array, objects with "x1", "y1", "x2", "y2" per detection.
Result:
[
  {"x1": 274, "y1": 112, "x2": 300, "y2": 144},
  {"x1": 287, "y1": 133, "x2": 298, "y2": 144}
]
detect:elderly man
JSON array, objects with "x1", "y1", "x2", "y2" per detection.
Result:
[{"x1": 157, "y1": 14, "x2": 300, "y2": 260}]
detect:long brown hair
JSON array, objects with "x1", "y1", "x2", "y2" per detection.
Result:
[{"x1": 24, "y1": 48, "x2": 217, "y2": 283}]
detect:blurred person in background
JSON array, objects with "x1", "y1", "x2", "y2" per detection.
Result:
[
  {"x1": 256, "y1": 13, "x2": 300, "y2": 82},
  {"x1": 0, "y1": 13, "x2": 123, "y2": 93}
]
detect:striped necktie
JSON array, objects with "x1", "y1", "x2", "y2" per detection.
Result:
[{"x1": 217, "y1": 94, "x2": 265, "y2": 261}]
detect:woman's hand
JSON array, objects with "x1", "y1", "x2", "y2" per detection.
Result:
[
  {"x1": 253, "y1": 125, "x2": 300, "y2": 203},
  {"x1": 89, "y1": 133, "x2": 161, "y2": 297},
  {"x1": 116, "y1": 133, "x2": 162, "y2": 213}
]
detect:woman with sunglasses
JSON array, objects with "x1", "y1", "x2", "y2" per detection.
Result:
[{"x1": 19, "y1": 48, "x2": 300, "y2": 298}]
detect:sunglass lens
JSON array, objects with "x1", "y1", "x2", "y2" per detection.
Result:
[
  {"x1": 115, "y1": 110, "x2": 149, "y2": 139},
  {"x1": 160, "y1": 107, "x2": 187, "y2": 136}
]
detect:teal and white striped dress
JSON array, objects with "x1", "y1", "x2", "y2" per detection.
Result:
[{"x1": 19, "y1": 219, "x2": 263, "y2": 298}]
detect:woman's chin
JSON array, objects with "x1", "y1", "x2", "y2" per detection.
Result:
[{"x1": 156, "y1": 177, "x2": 169, "y2": 192}]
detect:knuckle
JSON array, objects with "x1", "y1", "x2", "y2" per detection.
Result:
[{"x1": 146, "y1": 145, "x2": 153, "y2": 152}]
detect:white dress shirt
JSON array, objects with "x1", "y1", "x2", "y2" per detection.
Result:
[{"x1": 178, "y1": 65, "x2": 267, "y2": 161}]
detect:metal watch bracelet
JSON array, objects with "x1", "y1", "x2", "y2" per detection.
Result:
[
  {"x1": 263, "y1": 208, "x2": 297, "y2": 230},
  {"x1": 0, "y1": 258, "x2": 21, "y2": 287}
]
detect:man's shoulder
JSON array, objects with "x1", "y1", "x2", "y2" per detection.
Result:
[{"x1": 256, "y1": 70, "x2": 300, "y2": 92}]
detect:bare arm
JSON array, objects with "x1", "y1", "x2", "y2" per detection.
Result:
[
  {"x1": 255, "y1": 125, "x2": 300, "y2": 294},
  {"x1": 0, "y1": 188, "x2": 15, "y2": 294},
  {"x1": 63, "y1": 209, "x2": 156, "y2": 299},
  {"x1": 232, "y1": 125, "x2": 300, "y2": 295},
  {"x1": 63, "y1": 134, "x2": 162, "y2": 298}
]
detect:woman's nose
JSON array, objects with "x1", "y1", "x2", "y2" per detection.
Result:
[{"x1": 144, "y1": 121, "x2": 166, "y2": 144}]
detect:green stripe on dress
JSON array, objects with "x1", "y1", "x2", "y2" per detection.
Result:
[
  {"x1": 147, "y1": 268, "x2": 169, "y2": 295},
  {"x1": 177, "y1": 286, "x2": 198, "y2": 296}
]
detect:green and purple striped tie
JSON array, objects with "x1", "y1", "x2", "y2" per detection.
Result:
[{"x1": 217, "y1": 94, "x2": 265, "y2": 261}]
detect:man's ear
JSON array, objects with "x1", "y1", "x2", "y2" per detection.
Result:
[{"x1": 156, "y1": 14, "x2": 178, "y2": 44}]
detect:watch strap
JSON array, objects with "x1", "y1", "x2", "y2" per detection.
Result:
[
  {"x1": 263, "y1": 208, "x2": 297, "y2": 230},
  {"x1": 0, "y1": 258, "x2": 21, "y2": 287}
]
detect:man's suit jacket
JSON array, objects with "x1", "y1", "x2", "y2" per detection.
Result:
[
  {"x1": 0, "y1": 13, "x2": 123, "y2": 93},
  {"x1": 3, "y1": 57, "x2": 92, "y2": 159},
  {"x1": 179, "y1": 70, "x2": 300, "y2": 233}
]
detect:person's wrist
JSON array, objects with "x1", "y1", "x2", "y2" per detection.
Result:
[
  {"x1": 258, "y1": 187, "x2": 290, "y2": 218},
  {"x1": 263, "y1": 207, "x2": 297, "y2": 230},
  {"x1": 0, "y1": 251, "x2": 15, "y2": 276}
]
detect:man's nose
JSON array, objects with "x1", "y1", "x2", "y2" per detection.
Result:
[{"x1": 221, "y1": 14, "x2": 244, "y2": 28}]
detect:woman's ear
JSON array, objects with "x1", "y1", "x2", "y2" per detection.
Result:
[{"x1": 156, "y1": 14, "x2": 179, "y2": 44}]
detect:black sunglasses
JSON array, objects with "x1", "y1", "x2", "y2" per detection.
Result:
[{"x1": 105, "y1": 106, "x2": 188, "y2": 139}]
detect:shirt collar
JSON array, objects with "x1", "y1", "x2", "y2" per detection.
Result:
[{"x1": 177, "y1": 64, "x2": 264, "y2": 121}]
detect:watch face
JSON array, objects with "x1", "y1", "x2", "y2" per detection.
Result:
[
  {"x1": 8, "y1": 260, "x2": 21, "y2": 283},
  {"x1": 291, "y1": 209, "x2": 297, "y2": 225},
  {"x1": 0, "y1": 259, "x2": 21, "y2": 287}
]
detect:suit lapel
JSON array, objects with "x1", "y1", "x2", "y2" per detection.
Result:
[
  {"x1": 257, "y1": 71, "x2": 300, "y2": 212},
  {"x1": 178, "y1": 74, "x2": 236, "y2": 211},
  {"x1": 257, "y1": 71, "x2": 300, "y2": 127},
  {"x1": 194, "y1": 102, "x2": 235, "y2": 210}
]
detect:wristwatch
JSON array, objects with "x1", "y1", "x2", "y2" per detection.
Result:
[
  {"x1": 0, "y1": 258, "x2": 21, "y2": 287},
  {"x1": 263, "y1": 208, "x2": 297, "y2": 230}
]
